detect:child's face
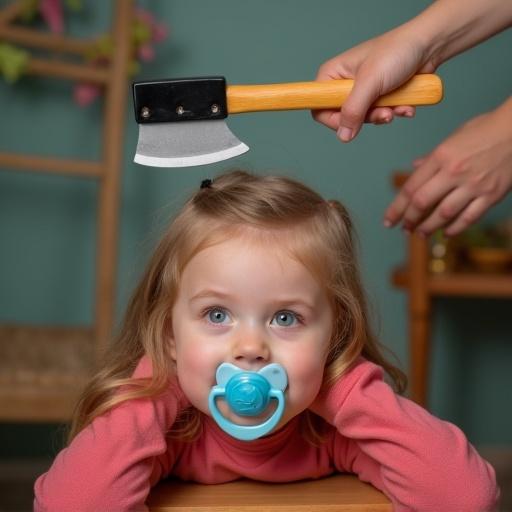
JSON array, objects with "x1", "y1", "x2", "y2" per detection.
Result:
[{"x1": 169, "y1": 230, "x2": 333, "y2": 434}]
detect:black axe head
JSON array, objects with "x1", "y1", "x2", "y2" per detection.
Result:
[{"x1": 132, "y1": 77, "x2": 248, "y2": 167}]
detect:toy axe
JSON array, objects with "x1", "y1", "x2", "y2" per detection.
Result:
[{"x1": 132, "y1": 74, "x2": 442, "y2": 168}]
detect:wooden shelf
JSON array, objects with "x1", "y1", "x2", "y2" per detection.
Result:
[
  {"x1": 0, "y1": 1, "x2": 24, "y2": 25},
  {"x1": 26, "y1": 57, "x2": 110, "y2": 84},
  {"x1": 393, "y1": 267, "x2": 512, "y2": 298},
  {"x1": 0, "y1": 24, "x2": 94, "y2": 55},
  {"x1": 0, "y1": 325, "x2": 95, "y2": 422},
  {"x1": 0, "y1": 0, "x2": 134, "y2": 422},
  {"x1": 390, "y1": 170, "x2": 512, "y2": 406},
  {"x1": 0, "y1": 152, "x2": 103, "y2": 178}
]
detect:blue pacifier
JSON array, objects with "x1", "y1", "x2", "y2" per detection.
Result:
[{"x1": 208, "y1": 362, "x2": 288, "y2": 441}]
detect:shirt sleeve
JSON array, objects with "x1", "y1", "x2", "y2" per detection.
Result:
[
  {"x1": 34, "y1": 356, "x2": 189, "y2": 512},
  {"x1": 317, "y1": 359, "x2": 499, "y2": 512}
]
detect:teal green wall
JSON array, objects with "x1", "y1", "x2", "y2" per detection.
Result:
[{"x1": 0, "y1": 1, "x2": 511, "y2": 456}]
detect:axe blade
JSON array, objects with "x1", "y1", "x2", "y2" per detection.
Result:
[{"x1": 134, "y1": 119, "x2": 249, "y2": 168}]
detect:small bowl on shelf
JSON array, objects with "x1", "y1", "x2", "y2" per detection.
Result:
[{"x1": 466, "y1": 247, "x2": 512, "y2": 273}]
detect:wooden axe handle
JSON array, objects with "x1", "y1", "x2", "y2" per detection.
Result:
[{"x1": 227, "y1": 74, "x2": 442, "y2": 114}]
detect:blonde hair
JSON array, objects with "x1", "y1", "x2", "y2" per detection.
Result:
[{"x1": 68, "y1": 170, "x2": 406, "y2": 443}]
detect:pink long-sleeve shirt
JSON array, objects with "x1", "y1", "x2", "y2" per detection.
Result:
[{"x1": 34, "y1": 357, "x2": 499, "y2": 512}]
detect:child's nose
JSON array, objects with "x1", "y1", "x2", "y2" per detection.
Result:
[{"x1": 232, "y1": 328, "x2": 270, "y2": 369}]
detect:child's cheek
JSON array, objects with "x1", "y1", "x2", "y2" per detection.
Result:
[
  {"x1": 175, "y1": 342, "x2": 221, "y2": 414},
  {"x1": 287, "y1": 356, "x2": 327, "y2": 409}
]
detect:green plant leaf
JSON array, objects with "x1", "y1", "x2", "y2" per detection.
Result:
[
  {"x1": 20, "y1": 0, "x2": 38, "y2": 22},
  {"x1": 65, "y1": 0, "x2": 83, "y2": 11},
  {"x1": 0, "y1": 43, "x2": 29, "y2": 83}
]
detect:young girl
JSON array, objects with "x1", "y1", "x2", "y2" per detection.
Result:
[{"x1": 34, "y1": 170, "x2": 498, "y2": 512}]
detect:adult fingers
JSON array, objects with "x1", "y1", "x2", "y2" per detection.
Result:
[
  {"x1": 443, "y1": 197, "x2": 491, "y2": 237},
  {"x1": 312, "y1": 58, "x2": 351, "y2": 130},
  {"x1": 366, "y1": 107, "x2": 394, "y2": 124},
  {"x1": 311, "y1": 109, "x2": 341, "y2": 131},
  {"x1": 383, "y1": 157, "x2": 440, "y2": 227},
  {"x1": 414, "y1": 187, "x2": 474, "y2": 236},
  {"x1": 393, "y1": 105, "x2": 416, "y2": 118},
  {"x1": 400, "y1": 174, "x2": 457, "y2": 231},
  {"x1": 313, "y1": 104, "x2": 415, "y2": 130},
  {"x1": 367, "y1": 105, "x2": 417, "y2": 124},
  {"x1": 412, "y1": 155, "x2": 427, "y2": 168},
  {"x1": 337, "y1": 72, "x2": 384, "y2": 141}
]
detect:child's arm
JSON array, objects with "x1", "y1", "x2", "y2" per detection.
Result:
[
  {"x1": 311, "y1": 359, "x2": 499, "y2": 512},
  {"x1": 34, "y1": 356, "x2": 190, "y2": 512}
]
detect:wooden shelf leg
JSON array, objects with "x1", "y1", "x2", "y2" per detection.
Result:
[
  {"x1": 408, "y1": 233, "x2": 432, "y2": 406},
  {"x1": 95, "y1": 0, "x2": 134, "y2": 361},
  {"x1": 410, "y1": 307, "x2": 432, "y2": 406}
]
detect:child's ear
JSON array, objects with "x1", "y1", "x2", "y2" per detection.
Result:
[
  {"x1": 169, "y1": 337, "x2": 177, "y2": 362},
  {"x1": 165, "y1": 318, "x2": 177, "y2": 361}
]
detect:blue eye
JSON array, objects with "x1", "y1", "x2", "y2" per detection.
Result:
[
  {"x1": 207, "y1": 308, "x2": 230, "y2": 324},
  {"x1": 272, "y1": 311, "x2": 298, "y2": 327}
]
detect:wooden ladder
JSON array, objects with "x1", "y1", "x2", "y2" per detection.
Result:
[{"x1": 0, "y1": 0, "x2": 133, "y2": 421}]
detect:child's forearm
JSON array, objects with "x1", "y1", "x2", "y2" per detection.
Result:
[
  {"x1": 34, "y1": 357, "x2": 188, "y2": 512},
  {"x1": 313, "y1": 360, "x2": 499, "y2": 511},
  {"x1": 403, "y1": 0, "x2": 512, "y2": 68}
]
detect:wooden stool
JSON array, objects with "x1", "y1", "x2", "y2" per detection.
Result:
[{"x1": 146, "y1": 474, "x2": 392, "y2": 511}]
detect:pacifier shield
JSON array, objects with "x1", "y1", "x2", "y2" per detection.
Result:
[{"x1": 208, "y1": 362, "x2": 288, "y2": 441}]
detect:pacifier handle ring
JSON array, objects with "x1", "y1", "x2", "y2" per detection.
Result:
[{"x1": 208, "y1": 388, "x2": 285, "y2": 441}]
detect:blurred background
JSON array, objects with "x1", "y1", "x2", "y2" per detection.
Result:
[{"x1": 0, "y1": 1, "x2": 511, "y2": 509}]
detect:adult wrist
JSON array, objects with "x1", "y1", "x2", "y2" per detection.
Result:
[
  {"x1": 400, "y1": 12, "x2": 448, "y2": 70},
  {"x1": 495, "y1": 96, "x2": 512, "y2": 130},
  {"x1": 405, "y1": 0, "x2": 512, "y2": 69},
  {"x1": 388, "y1": 20, "x2": 439, "y2": 71}
]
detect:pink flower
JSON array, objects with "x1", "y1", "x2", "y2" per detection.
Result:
[
  {"x1": 39, "y1": 0, "x2": 64, "y2": 33},
  {"x1": 135, "y1": 8, "x2": 155, "y2": 26},
  {"x1": 73, "y1": 83, "x2": 101, "y2": 107},
  {"x1": 152, "y1": 23, "x2": 168, "y2": 43},
  {"x1": 138, "y1": 43, "x2": 155, "y2": 62}
]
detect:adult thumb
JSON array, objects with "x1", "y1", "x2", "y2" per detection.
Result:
[{"x1": 338, "y1": 76, "x2": 381, "y2": 142}]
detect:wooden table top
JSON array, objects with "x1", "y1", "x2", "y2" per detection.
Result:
[{"x1": 146, "y1": 474, "x2": 392, "y2": 512}]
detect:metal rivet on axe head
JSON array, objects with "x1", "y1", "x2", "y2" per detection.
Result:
[{"x1": 140, "y1": 106, "x2": 151, "y2": 119}]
